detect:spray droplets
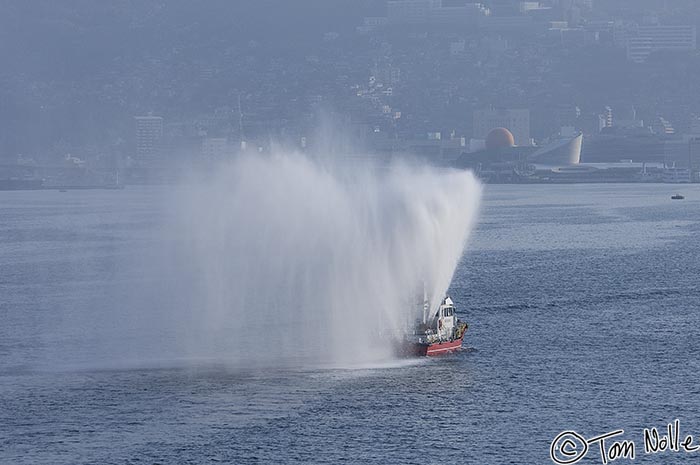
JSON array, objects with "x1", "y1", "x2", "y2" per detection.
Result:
[{"x1": 167, "y1": 153, "x2": 481, "y2": 368}]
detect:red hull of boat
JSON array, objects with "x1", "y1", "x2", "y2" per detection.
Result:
[
  {"x1": 425, "y1": 337, "x2": 464, "y2": 356},
  {"x1": 405, "y1": 335, "x2": 464, "y2": 357}
]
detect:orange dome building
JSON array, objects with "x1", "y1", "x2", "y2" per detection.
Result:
[
  {"x1": 455, "y1": 125, "x2": 582, "y2": 180},
  {"x1": 485, "y1": 127, "x2": 515, "y2": 151}
]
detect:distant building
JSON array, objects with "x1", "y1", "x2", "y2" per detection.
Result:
[
  {"x1": 386, "y1": 0, "x2": 487, "y2": 26},
  {"x1": 430, "y1": 4, "x2": 487, "y2": 26},
  {"x1": 582, "y1": 129, "x2": 666, "y2": 163},
  {"x1": 528, "y1": 132, "x2": 582, "y2": 166},
  {"x1": 478, "y1": 15, "x2": 535, "y2": 34},
  {"x1": 387, "y1": 0, "x2": 440, "y2": 24},
  {"x1": 598, "y1": 106, "x2": 613, "y2": 132},
  {"x1": 663, "y1": 138, "x2": 689, "y2": 168},
  {"x1": 357, "y1": 16, "x2": 388, "y2": 34},
  {"x1": 473, "y1": 108, "x2": 531, "y2": 146},
  {"x1": 651, "y1": 117, "x2": 675, "y2": 135},
  {"x1": 604, "y1": 106, "x2": 613, "y2": 127},
  {"x1": 487, "y1": 0, "x2": 520, "y2": 16},
  {"x1": 201, "y1": 137, "x2": 231, "y2": 160},
  {"x1": 519, "y1": 2, "x2": 541, "y2": 14},
  {"x1": 455, "y1": 127, "x2": 582, "y2": 182},
  {"x1": 626, "y1": 25, "x2": 697, "y2": 63},
  {"x1": 449, "y1": 39, "x2": 466, "y2": 55},
  {"x1": 613, "y1": 21, "x2": 637, "y2": 48},
  {"x1": 134, "y1": 116, "x2": 163, "y2": 165},
  {"x1": 553, "y1": 104, "x2": 581, "y2": 129},
  {"x1": 614, "y1": 106, "x2": 644, "y2": 130}
]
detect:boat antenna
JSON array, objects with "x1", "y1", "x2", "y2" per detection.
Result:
[{"x1": 238, "y1": 93, "x2": 246, "y2": 150}]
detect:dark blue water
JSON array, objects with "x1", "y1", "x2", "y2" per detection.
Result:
[{"x1": 2, "y1": 184, "x2": 700, "y2": 464}]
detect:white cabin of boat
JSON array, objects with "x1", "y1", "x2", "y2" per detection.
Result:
[{"x1": 435, "y1": 297, "x2": 457, "y2": 340}]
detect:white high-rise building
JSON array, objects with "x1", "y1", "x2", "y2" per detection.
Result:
[
  {"x1": 134, "y1": 116, "x2": 163, "y2": 164},
  {"x1": 689, "y1": 116, "x2": 700, "y2": 135},
  {"x1": 598, "y1": 106, "x2": 615, "y2": 133}
]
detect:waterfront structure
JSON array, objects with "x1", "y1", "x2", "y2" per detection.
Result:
[
  {"x1": 584, "y1": 130, "x2": 695, "y2": 178},
  {"x1": 455, "y1": 127, "x2": 582, "y2": 182},
  {"x1": 582, "y1": 129, "x2": 665, "y2": 163},
  {"x1": 690, "y1": 137, "x2": 700, "y2": 183},
  {"x1": 363, "y1": 130, "x2": 467, "y2": 164},
  {"x1": 528, "y1": 132, "x2": 582, "y2": 165}
]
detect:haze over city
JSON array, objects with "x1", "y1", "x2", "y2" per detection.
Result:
[
  {"x1": 3, "y1": 3, "x2": 700, "y2": 465},
  {"x1": 3, "y1": 0, "x2": 700, "y2": 184}
]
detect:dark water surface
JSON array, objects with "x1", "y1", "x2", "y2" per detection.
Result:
[{"x1": 2, "y1": 184, "x2": 700, "y2": 464}]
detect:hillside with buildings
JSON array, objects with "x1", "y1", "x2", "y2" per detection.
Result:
[{"x1": 2, "y1": 0, "x2": 700, "y2": 182}]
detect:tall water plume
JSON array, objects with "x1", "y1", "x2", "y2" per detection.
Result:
[{"x1": 164, "y1": 152, "x2": 481, "y2": 367}]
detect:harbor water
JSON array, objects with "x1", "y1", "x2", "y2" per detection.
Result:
[{"x1": 2, "y1": 183, "x2": 700, "y2": 464}]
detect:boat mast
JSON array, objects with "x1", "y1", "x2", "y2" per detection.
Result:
[{"x1": 422, "y1": 281, "x2": 429, "y2": 324}]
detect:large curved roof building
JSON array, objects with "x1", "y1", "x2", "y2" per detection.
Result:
[
  {"x1": 528, "y1": 132, "x2": 582, "y2": 165},
  {"x1": 454, "y1": 128, "x2": 582, "y2": 181}
]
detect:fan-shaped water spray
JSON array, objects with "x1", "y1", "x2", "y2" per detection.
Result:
[{"x1": 169, "y1": 152, "x2": 481, "y2": 367}]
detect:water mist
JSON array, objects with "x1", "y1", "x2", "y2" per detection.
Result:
[{"x1": 167, "y1": 152, "x2": 481, "y2": 367}]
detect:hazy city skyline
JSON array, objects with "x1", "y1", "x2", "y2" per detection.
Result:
[{"x1": 2, "y1": 1, "x2": 700, "y2": 183}]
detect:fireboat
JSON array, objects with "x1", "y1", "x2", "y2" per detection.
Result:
[{"x1": 396, "y1": 296, "x2": 468, "y2": 357}]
